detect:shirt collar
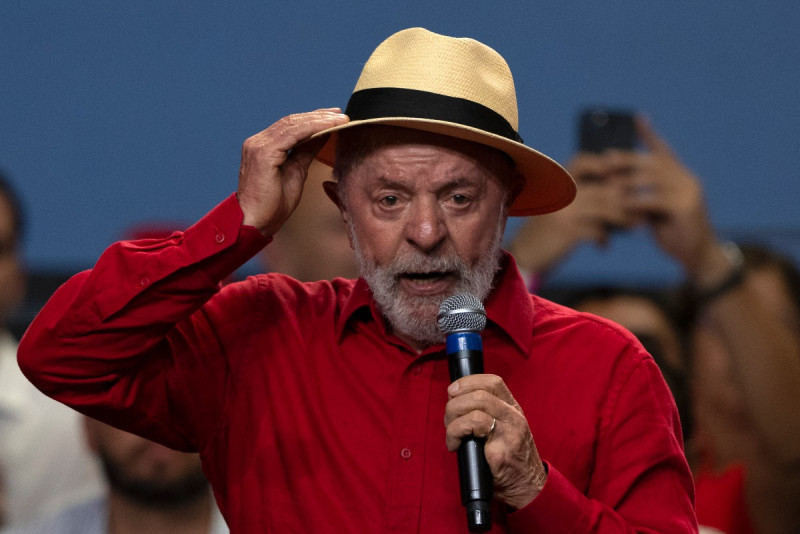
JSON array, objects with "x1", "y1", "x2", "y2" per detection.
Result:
[
  {"x1": 335, "y1": 251, "x2": 535, "y2": 357},
  {"x1": 483, "y1": 252, "x2": 535, "y2": 356},
  {"x1": 335, "y1": 276, "x2": 380, "y2": 340}
]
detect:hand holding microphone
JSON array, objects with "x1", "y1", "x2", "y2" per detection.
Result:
[{"x1": 439, "y1": 294, "x2": 548, "y2": 531}]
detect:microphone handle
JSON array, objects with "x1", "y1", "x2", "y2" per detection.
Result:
[{"x1": 447, "y1": 332, "x2": 493, "y2": 533}]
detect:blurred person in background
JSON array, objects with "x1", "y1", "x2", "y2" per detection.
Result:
[
  {"x1": 0, "y1": 417, "x2": 227, "y2": 534},
  {"x1": 0, "y1": 171, "x2": 103, "y2": 527},
  {"x1": 260, "y1": 160, "x2": 358, "y2": 281},
  {"x1": 688, "y1": 243, "x2": 800, "y2": 534},
  {"x1": 511, "y1": 117, "x2": 800, "y2": 533}
]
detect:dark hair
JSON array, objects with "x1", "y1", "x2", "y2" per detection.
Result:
[
  {"x1": 0, "y1": 169, "x2": 25, "y2": 247},
  {"x1": 739, "y1": 243, "x2": 800, "y2": 318}
]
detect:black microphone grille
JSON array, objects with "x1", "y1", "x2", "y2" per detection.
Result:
[{"x1": 437, "y1": 293, "x2": 487, "y2": 334}]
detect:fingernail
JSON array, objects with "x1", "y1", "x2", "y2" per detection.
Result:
[{"x1": 447, "y1": 382, "x2": 458, "y2": 395}]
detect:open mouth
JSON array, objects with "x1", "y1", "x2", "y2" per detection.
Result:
[
  {"x1": 398, "y1": 271, "x2": 456, "y2": 293},
  {"x1": 401, "y1": 271, "x2": 451, "y2": 281}
]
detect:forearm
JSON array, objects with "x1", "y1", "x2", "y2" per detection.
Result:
[
  {"x1": 700, "y1": 278, "x2": 800, "y2": 465},
  {"x1": 17, "y1": 194, "x2": 269, "y2": 448},
  {"x1": 508, "y1": 215, "x2": 580, "y2": 277},
  {"x1": 687, "y1": 240, "x2": 800, "y2": 465}
]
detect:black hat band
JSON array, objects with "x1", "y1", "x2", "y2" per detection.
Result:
[{"x1": 345, "y1": 87, "x2": 523, "y2": 144}]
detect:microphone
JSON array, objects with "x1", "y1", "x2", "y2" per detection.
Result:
[{"x1": 438, "y1": 293, "x2": 493, "y2": 533}]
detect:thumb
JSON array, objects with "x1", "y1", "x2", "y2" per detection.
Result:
[{"x1": 635, "y1": 115, "x2": 674, "y2": 156}]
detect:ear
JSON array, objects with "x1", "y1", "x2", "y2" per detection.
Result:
[
  {"x1": 322, "y1": 180, "x2": 342, "y2": 209},
  {"x1": 506, "y1": 170, "x2": 525, "y2": 213},
  {"x1": 322, "y1": 180, "x2": 355, "y2": 250},
  {"x1": 510, "y1": 170, "x2": 525, "y2": 201}
]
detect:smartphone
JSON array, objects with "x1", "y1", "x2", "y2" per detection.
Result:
[{"x1": 578, "y1": 108, "x2": 638, "y2": 153}]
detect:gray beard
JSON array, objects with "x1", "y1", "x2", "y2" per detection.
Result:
[{"x1": 349, "y1": 220, "x2": 505, "y2": 348}]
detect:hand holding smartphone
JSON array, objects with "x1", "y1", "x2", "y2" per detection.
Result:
[
  {"x1": 578, "y1": 107, "x2": 638, "y2": 153},
  {"x1": 573, "y1": 107, "x2": 640, "y2": 234}
]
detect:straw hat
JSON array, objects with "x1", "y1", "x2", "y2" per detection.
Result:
[{"x1": 313, "y1": 27, "x2": 576, "y2": 216}]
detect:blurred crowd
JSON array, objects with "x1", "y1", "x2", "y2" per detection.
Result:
[{"x1": 1, "y1": 111, "x2": 799, "y2": 533}]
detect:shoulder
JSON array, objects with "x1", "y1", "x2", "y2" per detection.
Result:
[
  {"x1": 526, "y1": 293, "x2": 655, "y2": 395},
  {"x1": 531, "y1": 294, "x2": 644, "y2": 352}
]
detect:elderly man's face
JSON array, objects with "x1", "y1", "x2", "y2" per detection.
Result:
[{"x1": 337, "y1": 128, "x2": 512, "y2": 349}]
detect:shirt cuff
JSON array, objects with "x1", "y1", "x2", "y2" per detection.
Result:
[
  {"x1": 506, "y1": 461, "x2": 590, "y2": 533},
  {"x1": 188, "y1": 193, "x2": 272, "y2": 282}
]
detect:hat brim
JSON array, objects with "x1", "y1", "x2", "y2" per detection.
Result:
[{"x1": 310, "y1": 117, "x2": 576, "y2": 217}]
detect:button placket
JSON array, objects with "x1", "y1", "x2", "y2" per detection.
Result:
[{"x1": 382, "y1": 356, "x2": 434, "y2": 532}]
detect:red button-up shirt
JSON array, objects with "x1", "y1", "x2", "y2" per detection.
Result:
[{"x1": 19, "y1": 195, "x2": 696, "y2": 533}]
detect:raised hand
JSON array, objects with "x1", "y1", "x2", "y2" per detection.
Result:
[
  {"x1": 509, "y1": 152, "x2": 633, "y2": 276},
  {"x1": 237, "y1": 108, "x2": 349, "y2": 237}
]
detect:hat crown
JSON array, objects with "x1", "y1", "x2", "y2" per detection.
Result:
[{"x1": 353, "y1": 28, "x2": 519, "y2": 131}]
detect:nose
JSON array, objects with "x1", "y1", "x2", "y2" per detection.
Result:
[{"x1": 405, "y1": 198, "x2": 447, "y2": 253}]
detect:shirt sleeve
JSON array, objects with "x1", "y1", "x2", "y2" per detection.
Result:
[
  {"x1": 17, "y1": 194, "x2": 270, "y2": 452},
  {"x1": 507, "y1": 353, "x2": 698, "y2": 533}
]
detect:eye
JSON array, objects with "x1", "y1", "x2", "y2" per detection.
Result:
[
  {"x1": 380, "y1": 195, "x2": 399, "y2": 207},
  {"x1": 451, "y1": 194, "x2": 470, "y2": 206}
]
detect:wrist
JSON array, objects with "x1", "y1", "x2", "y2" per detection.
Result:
[
  {"x1": 688, "y1": 240, "x2": 737, "y2": 286},
  {"x1": 690, "y1": 241, "x2": 745, "y2": 308},
  {"x1": 505, "y1": 461, "x2": 549, "y2": 511}
]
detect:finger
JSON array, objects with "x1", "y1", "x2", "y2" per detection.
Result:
[
  {"x1": 445, "y1": 388, "x2": 496, "y2": 422},
  {"x1": 601, "y1": 150, "x2": 640, "y2": 177},
  {"x1": 566, "y1": 153, "x2": 613, "y2": 183},
  {"x1": 445, "y1": 410, "x2": 496, "y2": 451},
  {"x1": 635, "y1": 115, "x2": 673, "y2": 156},
  {"x1": 260, "y1": 109, "x2": 349, "y2": 155},
  {"x1": 448, "y1": 374, "x2": 517, "y2": 406},
  {"x1": 572, "y1": 184, "x2": 632, "y2": 234}
]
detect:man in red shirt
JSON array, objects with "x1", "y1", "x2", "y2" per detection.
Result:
[{"x1": 18, "y1": 28, "x2": 696, "y2": 532}]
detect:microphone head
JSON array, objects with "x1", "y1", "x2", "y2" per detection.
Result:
[{"x1": 437, "y1": 293, "x2": 487, "y2": 334}]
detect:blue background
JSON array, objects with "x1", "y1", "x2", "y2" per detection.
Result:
[{"x1": 3, "y1": 2, "x2": 799, "y2": 285}]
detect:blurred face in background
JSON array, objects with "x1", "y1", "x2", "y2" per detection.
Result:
[
  {"x1": 261, "y1": 160, "x2": 359, "y2": 282},
  {"x1": 83, "y1": 419, "x2": 209, "y2": 509}
]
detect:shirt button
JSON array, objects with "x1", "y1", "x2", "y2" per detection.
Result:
[
  {"x1": 215, "y1": 232, "x2": 225, "y2": 244},
  {"x1": 139, "y1": 277, "x2": 150, "y2": 287},
  {"x1": 411, "y1": 364, "x2": 422, "y2": 375},
  {"x1": 400, "y1": 448, "x2": 412, "y2": 460}
]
